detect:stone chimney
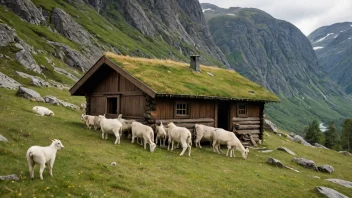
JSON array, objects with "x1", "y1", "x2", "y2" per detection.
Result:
[{"x1": 190, "y1": 55, "x2": 200, "y2": 72}]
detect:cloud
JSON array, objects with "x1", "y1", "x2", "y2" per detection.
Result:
[{"x1": 199, "y1": 0, "x2": 352, "y2": 35}]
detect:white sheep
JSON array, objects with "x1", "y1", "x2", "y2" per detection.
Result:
[
  {"x1": 26, "y1": 139, "x2": 64, "y2": 180},
  {"x1": 212, "y1": 129, "x2": 249, "y2": 159},
  {"x1": 167, "y1": 122, "x2": 192, "y2": 156},
  {"x1": 32, "y1": 106, "x2": 54, "y2": 116},
  {"x1": 93, "y1": 116, "x2": 101, "y2": 130},
  {"x1": 155, "y1": 122, "x2": 167, "y2": 147},
  {"x1": 98, "y1": 115, "x2": 122, "y2": 145},
  {"x1": 131, "y1": 122, "x2": 156, "y2": 152},
  {"x1": 81, "y1": 114, "x2": 95, "y2": 129},
  {"x1": 194, "y1": 124, "x2": 215, "y2": 148},
  {"x1": 117, "y1": 114, "x2": 135, "y2": 138}
]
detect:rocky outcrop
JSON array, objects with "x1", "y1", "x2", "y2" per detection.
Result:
[
  {"x1": 264, "y1": 119, "x2": 278, "y2": 133},
  {"x1": 16, "y1": 71, "x2": 50, "y2": 87},
  {"x1": 16, "y1": 87, "x2": 44, "y2": 102},
  {"x1": 325, "y1": 179, "x2": 352, "y2": 188},
  {"x1": 293, "y1": 135, "x2": 312, "y2": 146},
  {"x1": 267, "y1": 157, "x2": 299, "y2": 172},
  {"x1": 14, "y1": 43, "x2": 42, "y2": 73},
  {"x1": 317, "y1": 165, "x2": 334, "y2": 173},
  {"x1": 0, "y1": 0, "x2": 45, "y2": 25},
  {"x1": 293, "y1": 158, "x2": 317, "y2": 170},
  {"x1": 53, "y1": 67, "x2": 79, "y2": 81},
  {"x1": 44, "y1": 95, "x2": 79, "y2": 110},
  {"x1": 51, "y1": 8, "x2": 93, "y2": 46},
  {"x1": 47, "y1": 80, "x2": 70, "y2": 90},
  {"x1": 277, "y1": 147, "x2": 296, "y2": 156},
  {"x1": 0, "y1": 134, "x2": 8, "y2": 142},
  {"x1": 0, "y1": 72, "x2": 21, "y2": 90},
  {"x1": 0, "y1": 23, "x2": 17, "y2": 46},
  {"x1": 316, "y1": 186, "x2": 348, "y2": 198},
  {"x1": 313, "y1": 143, "x2": 329, "y2": 150},
  {"x1": 0, "y1": 174, "x2": 19, "y2": 181}
]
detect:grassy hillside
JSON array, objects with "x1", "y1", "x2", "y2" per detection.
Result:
[{"x1": 1, "y1": 88, "x2": 352, "y2": 197}]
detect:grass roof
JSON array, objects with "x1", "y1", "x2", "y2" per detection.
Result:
[{"x1": 105, "y1": 52, "x2": 279, "y2": 102}]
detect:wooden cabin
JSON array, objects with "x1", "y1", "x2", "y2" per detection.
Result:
[{"x1": 70, "y1": 53, "x2": 279, "y2": 145}]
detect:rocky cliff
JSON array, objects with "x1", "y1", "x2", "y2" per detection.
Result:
[{"x1": 308, "y1": 22, "x2": 352, "y2": 94}]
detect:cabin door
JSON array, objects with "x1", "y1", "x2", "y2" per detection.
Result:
[
  {"x1": 217, "y1": 102, "x2": 230, "y2": 130},
  {"x1": 106, "y1": 95, "x2": 120, "y2": 117}
]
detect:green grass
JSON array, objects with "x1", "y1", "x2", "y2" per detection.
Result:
[
  {"x1": 1, "y1": 88, "x2": 352, "y2": 197},
  {"x1": 106, "y1": 53, "x2": 279, "y2": 102}
]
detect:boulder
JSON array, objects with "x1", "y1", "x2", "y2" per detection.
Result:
[
  {"x1": 313, "y1": 143, "x2": 329, "y2": 150},
  {"x1": 0, "y1": 174, "x2": 19, "y2": 181},
  {"x1": 318, "y1": 165, "x2": 334, "y2": 173},
  {"x1": 0, "y1": 134, "x2": 8, "y2": 142},
  {"x1": 264, "y1": 119, "x2": 278, "y2": 133},
  {"x1": 338, "y1": 151, "x2": 352, "y2": 156},
  {"x1": 0, "y1": 0, "x2": 45, "y2": 25},
  {"x1": 0, "y1": 72, "x2": 21, "y2": 90},
  {"x1": 47, "y1": 80, "x2": 70, "y2": 90},
  {"x1": 16, "y1": 87, "x2": 44, "y2": 102},
  {"x1": 260, "y1": 150, "x2": 273, "y2": 153},
  {"x1": 44, "y1": 96, "x2": 60, "y2": 105},
  {"x1": 293, "y1": 157, "x2": 317, "y2": 170},
  {"x1": 0, "y1": 23, "x2": 16, "y2": 46},
  {"x1": 293, "y1": 135, "x2": 312, "y2": 146},
  {"x1": 325, "y1": 179, "x2": 352, "y2": 188},
  {"x1": 277, "y1": 147, "x2": 296, "y2": 156},
  {"x1": 30, "y1": 77, "x2": 50, "y2": 87},
  {"x1": 316, "y1": 186, "x2": 348, "y2": 198}
]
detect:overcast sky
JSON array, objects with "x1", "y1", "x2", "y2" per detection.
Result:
[{"x1": 198, "y1": 0, "x2": 352, "y2": 35}]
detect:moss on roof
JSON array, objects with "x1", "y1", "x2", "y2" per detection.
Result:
[{"x1": 105, "y1": 52, "x2": 279, "y2": 102}]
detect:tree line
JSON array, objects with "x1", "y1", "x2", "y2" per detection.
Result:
[{"x1": 304, "y1": 119, "x2": 352, "y2": 151}]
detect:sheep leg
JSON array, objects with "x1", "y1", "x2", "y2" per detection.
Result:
[
  {"x1": 213, "y1": 141, "x2": 220, "y2": 154},
  {"x1": 167, "y1": 138, "x2": 171, "y2": 150},
  {"x1": 143, "y1": 137, "x2": 147, "y2": 150},
  {"x1": 188, "y1": 144, "x2": 192, "y2": 156},
  {"x1": 171, "y1": 140, "x2": 175, "y2": 151},
  {"x1": 101, "y1": 132, "x2": 105, "y2": 139},
  {"x1": 28, "y1": 160, "x2": 35, "y2": 179},
  {"x1": 114, "y1": 133, "x2": 120, "y2": 145},
  {"x1": 195, "y1": 134, "x2": 203, "y2": 148},
  {"x1": 163, "y1": 138, "x2": 166, "y2": 147},
  {"x1": 180, "y1": 141, "x2": 188, "y2": 156},
  {"x1": 39, "y1": 162, "x2": 46, "y2": 180}
]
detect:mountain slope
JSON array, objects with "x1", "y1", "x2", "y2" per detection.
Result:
[
  {"x1": 308, "y1": 22, "x2": 352, "y2": 94},
  {"x1": 202, "y1": 3, "x2": 352, "y2": 132}
]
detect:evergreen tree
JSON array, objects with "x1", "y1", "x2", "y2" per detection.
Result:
[
  {"x1": 324, "y1": 122, "x2": 339, "y2": 150},
  {"x1": 341, "y1": 119, "x2": 352, "y2": 151},
  {"x1": 305, "y1": 120, "x2": 323, "y2": 144}
]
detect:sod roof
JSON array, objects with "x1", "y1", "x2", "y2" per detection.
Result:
[{"x1": 104, "y1": 52, "x2": 279, "y2": 102}]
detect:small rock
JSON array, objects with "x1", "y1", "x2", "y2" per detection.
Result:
[
  {"x1": 44, "y1": 96, "x2": 60, "y2": 105},
  {"x1": 325, "y1": 179, "x2": 352, "y2": 188},
  {"x1": 58, "y1": 100, "x2": 79, "y2": 110},
  {"x1": 318, "y1": 165, "x2": 334, "y2": 173},
  {"x1": 47, "y1": 79, "x2": 70, "y2": 90},
  {"x1": 0, "y1": 134, "x2": 8, "y2": 142},
  {"x1": 293, "y1": 157, "x2": 317, "y2": 170},
  {"x1": 313, "y1": 143, "x2": 329, "y2": 150},
  {"x1": 312, "y1": 176, "x2": 320, "y2": 179},
  {"x1": 0, "y1": 72, "x2": 21, "y2": 90},
  {"x1": 286, "y1": 135, "x2": 294, "y2": 141},
  {"x1": 267, "y1": 158, "x2": 286, "y2": 168},
  {"x1": 16, "y1": 87, "x2": 44, "y2": 102},
  {"x1": 277, "y1": 147, "x2": 296, "y2": 156},
  {"x1": 338, "y1": 151, "x2": 352, "y2": 156},
  {"x1": 0, "y1": 174, "x2": 19, "y2": 181},
  {"x1": 207, "y1": 72, "x2": 214, "y2": 77},
  {"x1": 260, "y1": 150, "x2": 273, "y2": 153},
  {"x1": 111, "y1": 162, "x2": 116, "y2": 166},
  {"x1": 316, "y1": 186, "x2": 348, "y2": 198}
]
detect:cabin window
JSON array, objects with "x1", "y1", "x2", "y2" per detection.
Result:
[
  {"x1": 175, "y1": 102, "x2": 188, "y2": 116},
  {"x1": 238, "y1": 104, "x2": 247, "y2": 116},
  {"x1": 107, "y1": 97, "x2": 118, "y2": 114}
]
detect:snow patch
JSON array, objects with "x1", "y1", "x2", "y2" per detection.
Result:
[
  {"x1": 202, "y1": 8, "x2": 213, "y2": 12},
  {"x1": 314, "y1": 33, "x2": 334, "y2": 43},
  {"x1": 226, "y1": 13, "x2": 235, "y2": 16},
  {"x1": 313, "y1": 46, "x2": 324, "y2": 50},
  {"x1": 319, "y1": 123, "x2": 327, "y2": 132}
]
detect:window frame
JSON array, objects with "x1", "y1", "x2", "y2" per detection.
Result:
[
  {"x1": 237, "y1": 103, "x2": 248, "y2": 117},
  {"x1": 106, "y1": 95, "x2": 120, "y2": 116},
  {"x1": 174, "y1": 101, "x2": 190, "y2": 118}
]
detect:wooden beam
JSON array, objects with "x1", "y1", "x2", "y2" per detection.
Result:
[
  {"x1": 233, "y1": 121, "x2": 260, "y2": 125},
  {"x1": 233, "y1": 117, "x2": 260, "y2": 121},
  {"x1": 155, "y1": 118, "x2": 214, "y2": 124},
  {"x1": 234, "y1": 129, "x2": 260, "y2": 134},
  {"x1": 236, "y1": 125, "x2": 260, "y2": 130}
]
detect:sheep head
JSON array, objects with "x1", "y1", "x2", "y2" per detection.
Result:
[
  {"x1": 167, "y1": 122, "x2": 176, "y2": 129},
  {"x1": 242, "y1": 147, "x2": 249, "y2": 160},
  {"x1": 51, "y1": 139, "x2": 64, "y2": 150},
  {"x1": 150, "y1": 143, "x2": 156, "y2": 153}
]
